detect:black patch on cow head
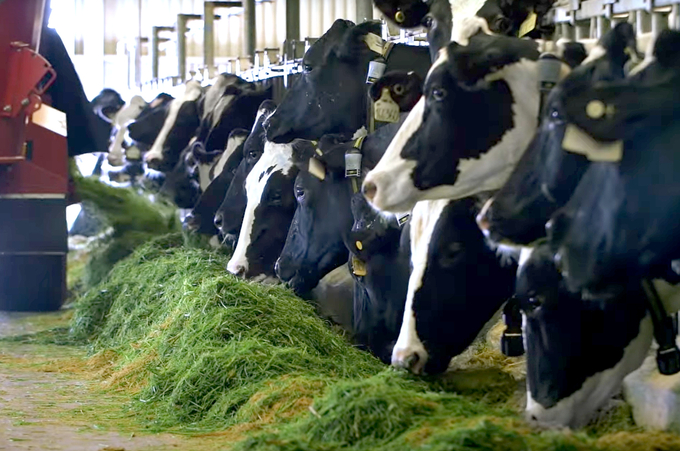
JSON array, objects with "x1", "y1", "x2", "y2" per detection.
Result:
[
  {"x1": 411, "y1": 198, "x2": 515, "y2": 374},
  {"x1": 91, "y1": 88, "x2": 125, "y2": 122},
  {"x1": 160, "y1": 146, "x2": 201, "y2": 208},
  {"x1": 243, "y1": 167, "x2": 300, "y2": 278},
  {"x1": 401, "y1": 35, "x2": 539, "y2": 191},
  {"x1": 518, "y1": 244, "x2": 648, "y2": 423},
  {"x1": 374, "y1": 0, "x2": 430, "y2": 29},
  {"x1": 127, "y1": 94, "x2": 174, "y2": 147}
]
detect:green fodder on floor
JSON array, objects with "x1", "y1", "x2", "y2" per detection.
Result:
[
  {"x1": 72, "y1": 175, "x2": 180, "y2": 290},
  {"x1": 70, "y1": 237, "x2": 383, "y2": 431},
  {"x1": 66, "y1": 238, "x2": 680, "y2": 451}
]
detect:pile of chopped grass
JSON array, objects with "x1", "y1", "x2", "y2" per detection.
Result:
[
  {"x1": 66, "y1": 238, "x2": 680, "y2": 450},
  {"x1": 72, "y1": 175, "x2": 180, "y2": 289}
]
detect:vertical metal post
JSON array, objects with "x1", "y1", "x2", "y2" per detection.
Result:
[
  {"x1": 177, "y1": 14, "x2": 188, "y2": 81},
  {"x1": 637, "y1": 9, "x2": 651, "y2": 34},
  {"x1": 243, "y1": 0, "x2": 256, "y2": 66},
  {"x1": 356, "y1": 0, "x2": 373, "y2": 23},
  {"x1": 204, "y1": 1, "x2": 215, "y2": 78},
  {"x1": 285, "y1": 0, "x2": 300, "y2": 58},
  {"x1": 652, "y1": 11, "x2": 668, "y2": 36},
  {"x1": 560, "y1": 22, "x2": 573, "y2": 40},
  {"x1": 671, "y1": 5, "x2": 680, "y2": 30},
  {"x1": 152, "y1": 26, "x2": 160, "y2": 80},
  {"x1": 136, "y1": 0, "x2": 142, "y2": 88}
]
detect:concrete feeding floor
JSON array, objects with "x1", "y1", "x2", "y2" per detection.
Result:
[{"x1": 0, "y1": 311, "x2": 223, "y2": 451}]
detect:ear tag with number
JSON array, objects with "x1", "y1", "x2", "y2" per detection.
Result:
[
  {"x1": 397, "y1": 213, "x2": 410, "y2": 226},
  {"x1": 374, "y1": 88, "x2": 400, "y2": 123},
  {"x1": 345, "y1": 149, "x2": 362, "y2": 178},
  {"x1": 351, "y1": 255, "x2": 367, "y2": 276},
  {"x1": 562, "y1": 124, "x2": 623, "y2": 162},
  {"x1": 518, "y1": 11, "x2": 537, "y2": 37},
  {"x1": 308, "y1": 158, "x2": 326, "y2": 180},
  {"x1": 366, "y1": 61, "x2": 387, "y2": 84}
]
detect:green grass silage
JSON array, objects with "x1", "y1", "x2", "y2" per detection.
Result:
[{"x1": 70, "y1": 238, "x2": 680, "y2": 451}]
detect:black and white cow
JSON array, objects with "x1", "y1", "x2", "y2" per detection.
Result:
[
  {"x1": 276, "y1": 120, "x2": 405, "y2": 295},
  {"x1": 265, "y1": 19, "x2": 431, "y2": 143},
  {"x1": 546, "y1": 30, "x2": 680, "y2": 293},
  {"x1": 368, "y1": 71, "x2": 423, "y2": 112},
  {"x1": 127, "y1": 93, "x2": 175, "y2": 149},
  {"x1": 477, "y1": 22, "x2": 641, "y2": 246},
  {"x1": 363, "y1": 22, "x2": 546, "y2": 213},
  {"x1": 108, "y1": 95, "x2": 148, "y2": 166},
  {"x1": 91, "y1": 88, "x2": 126, "y2": 123},
  {"x1": 346, "y1": 193, "x2": 411, "y2": 363},
  {"x1": 184, "y1": 128, "x2": 250, "y2": 235},
  {"x1": 391, "y1": 197, "x2": 517, "y2": 374},
  {"x1": 214, "y1": 101, "x2": 277, "y2": 244},
  {"x1": 516, "y1": 244, "x2": 652, "y2": 428},
  {"x1": 226, "y1": 139, "x2": 314, "y2": 280}
]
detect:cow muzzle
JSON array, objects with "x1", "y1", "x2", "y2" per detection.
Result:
[{"x1": 391, "y1": 344, "x2": 428, "y2": 375}]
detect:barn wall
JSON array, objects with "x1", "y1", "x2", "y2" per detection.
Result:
[{"x1": 49, "y1": 0, "x2": 383, "y2": 100}]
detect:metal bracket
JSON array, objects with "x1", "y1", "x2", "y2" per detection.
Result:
[{"x1": 1, "y1": 42, "x2": 56, "y2": 119}]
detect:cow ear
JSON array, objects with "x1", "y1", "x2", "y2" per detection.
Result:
[
  {"x1": 336, "y1": 20, "x2": 383, "y2": 61},
  {"x1": 305, "y1": 19, "x2": 354, "y2": 64}
]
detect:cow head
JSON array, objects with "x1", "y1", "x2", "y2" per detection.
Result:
[
  {"x1": 479, "y1": 22, "x2": 643, "y2": 246},
  {"x1": 517, "y1": 245, "x2": 652, "y2": 428},
  {"x1": 127, "y1": 93, "x2": 174, "y2": 148},
  {"x1": 363, "y1": 30, "x2": 541, "y2": 213},
  {"x1": 369, "y1": 71, "x2": 423, "y2": 112},
  {"x1": 160, "y1": 146, "x2": 201, "y2": 209},
  {"x1": 91, "y1": 88, "x2": 125, "y2": 123},
  {"x1": 184, "y1": 129, "x2": 249, "y2": 235},
  {"x1": 214, "y1": 100, "x2": 277, "y2": 244},
  {"x1": 226, "y1": 140, "x2": 313, "y2": 281},
  {"x1": 391, "y1": 197, "x2": 515, "y2": 374},
  {"x1": 144, "y1": 81, "x2": 203, "y2": 171}
]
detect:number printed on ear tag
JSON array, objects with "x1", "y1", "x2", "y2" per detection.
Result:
[{"x1": 374, "y1": 88, "x2": 400, "y2": 123}]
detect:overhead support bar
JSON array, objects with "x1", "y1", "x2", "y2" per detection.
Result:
[{"x1": 204, "y1": 1, "x2": 242, "y2": 79}]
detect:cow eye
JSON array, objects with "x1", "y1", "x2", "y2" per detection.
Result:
[
  {"x1": 269, "y1": 191, "x2": 283, "y2": 205},
  {"x1": 248, "y1": 150, "x2": 259, "y2": 160},
  {"x1": 295, "y1": 186, "x2": 305, "y2": 200},
  {"x1": 303, "y1": 64, "x2": 313, "y2": 73},
  {"x1": 393, "y1": 84, "x2": 404, "y2": 95},
  {"x1": 431, "y1": 87, "x2": 447, "y2": 101},
  {"x1": 422, "y1": 15, "x2": 434, "y2": 29}
]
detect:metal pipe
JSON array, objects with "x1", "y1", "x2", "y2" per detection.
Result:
[
  {"x1": 152, "y1": 26, "x2": 160, "y2": 80},
  {"x1": 672, "y1": 5, "x2": 680, "y2": 30},
  {"x1": 286, "y1": 0, "x2": 300, "y2": 58},
  {"x1": 356, "y1": 0, "x2": 373, "y2": 23},
  {"x1": 243, "y1": 0, "x2": 256, "y2": 67},
  {"x1": 204, "y1": 1, "x2": 215, "y2": 78},
  {"x1": 136, "y1": 0, "x2": 142, "y2": 88},
  {"x1": 652, "y1": 11, "x2": 668, "y2": 36},
  {"x1": 177, "y1": 14, "x2": 188, "y2": 81}
]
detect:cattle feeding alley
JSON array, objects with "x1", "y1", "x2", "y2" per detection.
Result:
[{"x1": 4, "y1": 0, "x2": 680, "y2": 449}]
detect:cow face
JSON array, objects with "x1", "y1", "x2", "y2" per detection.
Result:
[
  {"x1": 392, "y1": 197, "x2": 515, "y2": 374},
  {"x1": 91, "y1": 88, "x2": 125, "y2": 123},
  {"x1": 160, "y1": 146, "x2": 201, "y2": 209},
  {"x1": 369, "y1": 71, "x2": 423, "y2": 112},
  {"x1": 184, "y1": 129, "x2": 249, "y2": 235},
  {"x1": 265, "y1": 20, "x2": 430, "y2": 143},
  {"x1": 363, "y1": 33, "x2": 541, "y2": 213},
  {"x1": 127, "y1": 93, "x2": 174, "y2": 147},
  {"x1": 214, "y1": 101, "x2": 276, "y2": 244},
  {"x1": 226, "y1": 140, "x2": 312, "y2": 280},
  {"x1": 517, "y1": 245, "x2": 652, "y2": 428},
  {"x1": 108, "y1": 95, "x2": 148, "y2": 166},
  {"x1": 144, "y1": 81, "x2": 203, "y2": 171},
  {"x1": 347, "y1": 193, "x2": 410, "y2": 363},
  {"x1": 481, "y1": 22, "x2": 642, "y2": 246}
]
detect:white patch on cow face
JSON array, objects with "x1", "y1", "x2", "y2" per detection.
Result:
[
  {"x1": 366, "y1": 58, "x2": 540, "y2": 214},
  {"x1": 525, "y1": 314, "x2": 653, "y2": 428},
  {"x1": 392, "y1": 199, "x2": 449, "y2": 374},
  {"x1": 145, "y1": 80, "x2": 202, "y2": 163},
  {"x1": 197, "y1": 162, "x2": 215, "y2": 191},
  {"x1": 450, "y1": 14, "x2": 492, "y2": 46},
  {"x1": 581, "y1": 45, "x2": 607, "y2": 66},
  {"x1": 226, "y1": 141, "x2": 295, "y2": 277},
  {"x1": 212, "y1": 134, "x2": 248, "y2": 178},
  {"x1": 108, "y1": 96, "x2": 147, "y2": 166}
]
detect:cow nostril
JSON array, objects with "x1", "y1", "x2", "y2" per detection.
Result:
[
  {"x1": 404, "y1": 352, "x2": 420, "y2": 370},
  {"x1": 229, "y1": 265, "x2": 246, "y2": 278},
  {"x1": 184, "y1": 213, "x2": 197, "y2": 229},
  {"x1": 362, "y1": 181, "x2": 377, "y2": 201},
  {"x1": 214, "y1": 213, "x2": 224, "y2": 229}
]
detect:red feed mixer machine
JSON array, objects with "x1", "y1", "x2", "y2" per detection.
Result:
[{"x1": 0, "y1": 0, "x2": 68, "y2": 311}]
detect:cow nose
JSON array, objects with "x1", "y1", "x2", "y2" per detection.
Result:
[
  {"x1": 229, "y1": 264, "x2": 247, "y2": 278},
  {"x1": 362, "y1": 181, "x2": 377, "y2": 201},
  {"x1": 476, "y1": 197, "x2": 494, "y2": 235},
  {"x1": 214, "y1": 212, "x2": 224, "y2": 230},
  {"x1": 274, "y1": 256, "x2": 295, "y2": 282},
  {"x1": 391, "y1": 348, "x2": 426, "y2": 374},
  {"x1": 183, "y1": 213, "x2": 198, "y2": 231}
]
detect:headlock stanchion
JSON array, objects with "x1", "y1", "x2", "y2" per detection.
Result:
[{"x1": 0, "y1": 0, "x2": 69, "y2": 311}]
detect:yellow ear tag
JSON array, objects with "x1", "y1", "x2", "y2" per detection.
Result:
[
  {"x1": 363, "y1": 33, "x2": 386, "y2": 56},
  {"x1": 355, "y1": 241, "x2": 363, "y2": 251},
  {"x1": 374, "y1": 88, "x2": 400, "y2": 123},
  {"x1": 562, "y1": 124, "x2": 623, "y2": 162},
  {"x1": 125, "y1": 146, "x2": 142, "y2": 160},
  {"x1": 518, "y1": 11, "x2": 537, "y2": 37},
  {"x1": 351, "y1": 255, "x2": 367, "y2": 276},
  {"x1": 308, "y1": 158, "x2": 326, "y2": 180}
]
